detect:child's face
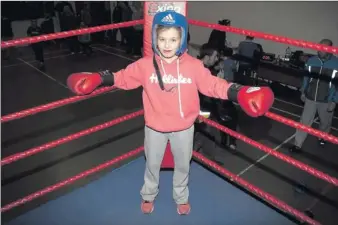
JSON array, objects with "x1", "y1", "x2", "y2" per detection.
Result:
[{"x1": 157, "y1": 27, "x2": 181, "y2": 59}]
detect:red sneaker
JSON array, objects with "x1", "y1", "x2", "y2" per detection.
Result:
[
  {"x1": 141, "y1": 201, "x2": 154, "y2": 214},
  {"x1": 177, "y1": 203, "x2": 191, "y2": 215}
]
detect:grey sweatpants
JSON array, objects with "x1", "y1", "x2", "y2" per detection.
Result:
[
  {"x1": 140, "y1": 125, "x2": 194, "y2": 204},
  {"x1": 295, "y1": 98, "x2": 335, "y2": 147}
]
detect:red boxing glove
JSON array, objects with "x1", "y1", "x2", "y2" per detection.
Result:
[
  {"x1": 67, "y1": 70, "x2": 114, "y2": 95},
  {"x1": 227, "y1": 84, "x2": 274, "y2": 117}
]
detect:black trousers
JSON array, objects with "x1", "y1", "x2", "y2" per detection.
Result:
[
  {"x1": 31, "y1": 43, "x2": 44, "y2": 63},
  {"x1": 122, "y1": 27, "x2": 143, "y2": 55},
  {"x1": 214, "y1": 100, "x2": 238, "y2": 146},
  {"x1": 67, "y1": 36, "x2": 79, "y2": 53},
  {"x1": 80, "y1": 42, "x2": 92, "y2": 55}
]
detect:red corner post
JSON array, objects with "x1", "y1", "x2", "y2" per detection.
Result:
[{"x1": 161, "y1": 142, "x2": 174, "y2": 169}]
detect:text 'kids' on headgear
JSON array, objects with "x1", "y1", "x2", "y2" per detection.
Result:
[{"x1": 152, "y1": 10, "x2": 188, "y2": 56}]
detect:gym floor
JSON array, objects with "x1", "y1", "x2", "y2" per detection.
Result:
[{"x1": 1, "y1": 43, "x2": 338, "y2": 225}]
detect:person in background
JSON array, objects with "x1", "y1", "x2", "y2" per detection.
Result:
[
  {"x1": 41, "y1": 13, "x2": 56, "y2": 47},
  {"x1": 54, "y1": 1, "x2": 75, "y2": 32},
  {"x1": 81, "y1": 3, "x2": 92, "y2": 26},
  {"x1": 120, "y1": 2, "x2": 134, "y2": 54},
  {"x1": 41, "y1": 13, "x2": 54, "y2": 34},
  {"x1": 217, "y1": 47, "x2": 237, "y2": 81},
  {"x1": 216, "y1": 47, "x2": 238, "y2": 150},
  {"x1": 196, "y1": 43, "x2": 221, "y2": 125},
  {"x1": 207, "y1": 19, "x2": 231, "y2": 55},
  {"x1": 27, "y1": 19, "x2": 45, "y2": 70},
  {"x1": 103, "y1": 2, "x2": 112, "y2": 41},
  {"x1": 61, "y1": 5, "x2": 79, "y2": 54},
  {"x1": 78, "y1": 22, "x2": 92, "y2": 56},
  {"x1": 198, "y1": 43, "x2": 220, "y2": 74},
  {"x1": 1, "y1": 16, "x2": 13, "y2": 60},
  {"x1": 111, "y1": 2, "x2": 124, "y2": 46},
  {"x1": 197, "y1": 43, "x2": 220, "y2": 109},
  {"x1": 289, "y1": 39, "x2": 338, "y2": 153},
  {"x1": 130, "y1": 6, "x2": 143, "y2": 57},
  {"x1": 196, "y1": 44, "x2": 238, "y2": 163},
  {"x1": 237, "y1": 36, "x2": 263, "y2": 85}
]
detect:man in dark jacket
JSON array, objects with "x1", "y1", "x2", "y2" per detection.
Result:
[
  {"x1": 54, "y1": 1, "x2": 75, "y2": 31},
  {"x1": 289, "y1": 39, "x2": 338, "y2": 152},
  {"x1": 237, "y1": 36, "x2": 263, "y2": 85},
  {"x1": 120, "y1": 2, "x2": 134, "y2": 54},
  {"x1": 207, "y1": 19, "x2": 231, "y2": 55},
  {"x1": 27, "y1": 19, "x2": 45, "y2": 70},
  {"x1": 61, "y1": 6, "x2": 79, "y2": 53},
  {"x1": 1, "y1": 16, "x2": 13, "y2": 60}
]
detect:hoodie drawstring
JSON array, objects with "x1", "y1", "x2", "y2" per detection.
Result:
[{"x1": 160, "y1": 59, "x2": 184, "y2": 118}]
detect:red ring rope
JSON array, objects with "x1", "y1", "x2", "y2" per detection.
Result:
[
  {"x1": 188, "y1": 19, "x2": 338, "y2": 54},
  {"x1": 2, "y1": 85, "x2": 336, "y2": 145},
  {"x1": 3, "y1": 105, "x2": 337, "y2": 188},
  {"x1": 1, "y1": 20, "x2": 143, "y2": 49},
  {"x1": 193, "y1": 151, "x2": 321, "y2": 225},
  {"x1": 265, "y1": 112, "x2": 338, "y2": 144},
  {"x1": 1, "y1": 19, "x2": 336, "y2": 145},
  {"x1": 2, "y1": 19, "x2": 336, "y2": 54},
  {"x1": 1, "y1": 86, "x2": 116, "y2": 123},
  {"x1": 0, "y1": 15, "x2": 335, "y2": 224},
  {"x1": 1, "y1": 72, "x2": 337, "y2": 145},
  {"x1": 1, "y1": 110, "x2": 144, "y2": 166},
  {"x1": 1, "y1": 146, "x2": 145, "y2": 213},
  {"x1": 200, "y1": 116, "x2": 338, "y2": 187},
  {"x1": 1, "y1": 146, "x2": 320, "y2": 225}
]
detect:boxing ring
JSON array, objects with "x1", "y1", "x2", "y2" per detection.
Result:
[{"x1": 2, "y1": 2, "x2": 338, "y2": 225}]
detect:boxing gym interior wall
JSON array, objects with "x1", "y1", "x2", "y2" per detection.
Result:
[
  {"x1": 7, "y1": 1, "x2": 77, "y2": 40},
  {"x1": 6, "y1": 1, "x2": 338, "y2": 58},
  {"x1": 187, "y1": 1, "x2": 338, "y2": 56}
]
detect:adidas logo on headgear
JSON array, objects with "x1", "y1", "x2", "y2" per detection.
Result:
[{"x1": 161, "y1": 14, "x2": 175, "y2": 23}]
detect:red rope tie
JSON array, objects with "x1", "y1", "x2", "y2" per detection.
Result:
[
  {"x1": 265, "y1": 112, "x2": 338, "y2": 144},
  {"x1": 193, "y1": 152, "x2": 321, "y2": 225},
  {"x1": 200, "y1": 117, "x2": 338, "y2": 186},
  {"x1": 1, "y1": 86, "x2": 117, "y2": 123},
  {"x1": 1, "y1": 146, "x2": 144, "y2": 213},
  {"x1": 1, "y1": 110, "x2": 144, "y2": 166}
]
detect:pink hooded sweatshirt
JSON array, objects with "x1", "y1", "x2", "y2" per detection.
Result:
[{"x1": 113, "y1": 52, "x2": 232, "y2": 132}]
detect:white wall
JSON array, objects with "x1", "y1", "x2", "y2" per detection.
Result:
[{"x1": 187, "y1": 1, "x2": 338, "y2": 56}]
